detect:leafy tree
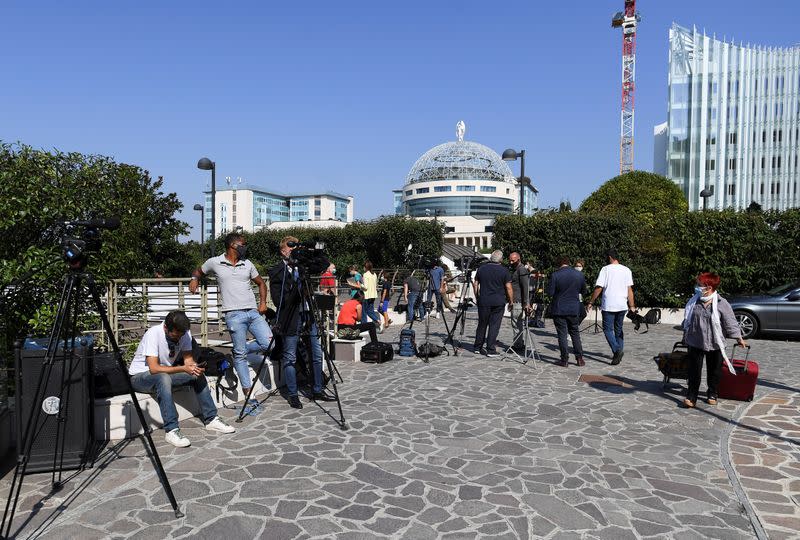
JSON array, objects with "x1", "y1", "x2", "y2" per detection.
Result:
[
  {"x1": 579, "y1": 170, "x2": 688, "y2": 225},
  {"x1": 0, "y1": 142, "x2": 188, "y2": 344}
]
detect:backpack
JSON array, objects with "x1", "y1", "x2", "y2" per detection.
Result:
[
  {"x1": 644, "y1": 308, "x2": 661, "y2": 325},
  {"x1": 399, "y1": 328, "x2": 416, "y2": 357},
  {"x1": 192, "y1": 339, "x2": 238, "y2": 403},
  {"x1": 416, "y1": 342, "x2": 448, "y2": 359}
]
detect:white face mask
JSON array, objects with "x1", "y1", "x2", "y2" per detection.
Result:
[{"x1": 575, "y1": 266, "x2": 583, "y2": 272}]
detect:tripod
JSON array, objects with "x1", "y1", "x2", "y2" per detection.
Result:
[
  {"x1": 581, "y1": 304, "x2": 601, "y2": 333},
  {"x1": 407, "y1": 269, "x2": 456, "y2": 362},
  {"x1": 1, "y1": 267, "x2": 182, "y2": 539},
  {"x1": 504, "y1": 306, "x2": 542, "y2": 366},
  {"x1": 443, "y1": 266, "x2": 478, "y2": 353}
]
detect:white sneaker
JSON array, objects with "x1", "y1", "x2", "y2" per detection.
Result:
[
  {"x1": 165, "y1": 428, "x2": 191, "y2": 447},
  {"x1": 205, "y1": 416, "x2": 236, "y2": 434},
  {"x1": 434, "y1": 312, "x2": 440, "y2": 319}
]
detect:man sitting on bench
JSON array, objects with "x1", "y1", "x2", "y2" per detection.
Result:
[
  {"x1": 336, "y1": 291, "x2": 378, "y2": 343},
  {"x1": 128, "y1": 310, "x2": 236, "y2": 447}
]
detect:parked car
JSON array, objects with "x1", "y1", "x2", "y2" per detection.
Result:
[{"x1": 728, "y1": 282, "x2": 800, "y2": 339}]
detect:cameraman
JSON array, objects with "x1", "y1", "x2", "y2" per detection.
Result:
[
  {"x1": 508, "y1": 252, "x2": 530, "y2": 351},
  {"x1": 190, "y1": 233, "x2": 272, "y2": 406},
  {"x1": 267, "y1": 236, "x2": 334, "y2": 409}
]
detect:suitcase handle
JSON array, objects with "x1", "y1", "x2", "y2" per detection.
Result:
[
  {"x1": 672, "y1": 341, "x2": 688, "y2": 352},
  {"x1": 731, "y1": 343, "x2": 750, "y2": 371}
]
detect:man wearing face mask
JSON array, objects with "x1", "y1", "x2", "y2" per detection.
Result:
[
  {"x1": 267, "y1": 236, "x2": 334, "y2": 409},
  {"x1": 190, "y1": 233, "x2": 273, "y2": 407}
]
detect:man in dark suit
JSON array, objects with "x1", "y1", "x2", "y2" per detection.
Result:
[{"x1": 546, "y1": 256, "x2": 586, "y2": 367}]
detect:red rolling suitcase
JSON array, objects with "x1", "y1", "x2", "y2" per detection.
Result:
[{"x1": 718, "y1": 345, "x2": 758, "y2": 401}]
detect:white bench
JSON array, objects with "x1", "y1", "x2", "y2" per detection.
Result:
[
  {"x1": 332, "y1": 337, "x2": 366, "y2": 362},
  {"x1": 94, "y1": 352, "x2": 280, "y2": 441}
]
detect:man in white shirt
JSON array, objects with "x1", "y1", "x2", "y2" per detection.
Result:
[
  {"x1": 587, "y1": 249, "x2": 635, "y2": 365},
  {"x1": 129, "y1": 310, "x2": 235, "y2": 447}
]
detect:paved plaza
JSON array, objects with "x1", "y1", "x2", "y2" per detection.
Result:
[{"x1": 2, "y1": 313, "x2": 798, "y2": 539}]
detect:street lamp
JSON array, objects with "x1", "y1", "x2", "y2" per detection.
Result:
[
  {"x1": 192, "y1": 203, "x2": 204, "y2": 258},
  {"x1": 197, "y1": 157, "x2": 216, "y2": 254},
  {"x1": 502, "y1": 148, "x2": 532, "y2": 216},
  {"x1": 700, "y1": 186, "x2": 714, "y2": 211}
]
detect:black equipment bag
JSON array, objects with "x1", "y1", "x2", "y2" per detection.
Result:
[
  {"x1": 360, "y1": 342, "x2": 394, "y2": 363},
  {"x1": 191, "y1": 339, "x2": 238, "y2": 402},
  {"x1": 644, "y1": 308, "x2": 661, "y2": 325},
  {"x1": 93, "y1": 351, "x2": 130, "y2": 398},
  {"x1": 653, "y1": 341, "x2": 690, "y2": 388},
  {"x1": 416, "y1": 342, "x2": 448, "y2": 358}
]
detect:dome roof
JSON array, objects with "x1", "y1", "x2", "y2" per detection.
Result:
[{"x1": 405, "y1": 140, "x2": 516, "y2": 185}]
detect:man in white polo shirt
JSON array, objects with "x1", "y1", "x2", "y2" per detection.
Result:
[
  {"x1": 129, "y1": 310, "x2": 235, "y2": 447},
  {"x1": 587, "y1": 249, "x2": 635, "y2": 365},
  {"x1": 189, "y1": 232, "x2": 273, "y2": 408}
]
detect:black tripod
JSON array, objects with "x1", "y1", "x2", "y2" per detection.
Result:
[
  {"x1": 407, "y1": 269, "x2": 456, "y2": 362},
  {"x1": 581, "y1": 303, "x2": 602, "y2": 333},
  {"x1": 443, "y1": 265, "x2": 478, "y2": 353},
  {"x1": 1, "y1": 266, "x2": 182, "y2": 539}
]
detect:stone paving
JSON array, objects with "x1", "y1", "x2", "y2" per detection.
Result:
[{"x1": 2, "y1": 313, "x2": 799, "y2": 539}]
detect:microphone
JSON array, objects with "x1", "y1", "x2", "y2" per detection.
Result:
[{"x1": 61, "y1": 217, "x2": 121, "y2": 230}]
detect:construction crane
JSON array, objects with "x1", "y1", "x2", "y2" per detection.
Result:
[{"x1": 612, "y1": 1, "x2": 641, "y2": 174}]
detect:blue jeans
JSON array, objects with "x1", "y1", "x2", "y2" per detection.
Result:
[
  {"x1": 407, "y1": 292, "x2": 426, "y2": 320},
  {"x1": 426, "y1": 290, "x2": 443, "y2": 313},
  {"x1": 601, "y1": 310, "x2": 626, "y2": 354},
  {"x1": 131, "y1": 371, "x2": 218, "y2": 432},
  {"x1": 281, "y1": 315, "x2": 324, "y2": 396},
  {"x1": 361, "y1": 298, "x2": 381, "y2": 324},
  {"x1": 225, "y1": 309, "x2": 274, "y2": 390}
]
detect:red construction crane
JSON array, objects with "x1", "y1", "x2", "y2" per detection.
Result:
[{"x1": 612, "y1": 0, "x2": 641, "y2": 174}]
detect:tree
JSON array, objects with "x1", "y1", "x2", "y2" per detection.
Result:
[
  {"x1": 0, "y1": 142, "x2": 188, "y2": 343},
  {"x1": 579, "y1": 170, "x2": 688, "y2": 225}
]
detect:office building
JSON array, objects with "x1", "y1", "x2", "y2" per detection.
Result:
[{"x1": 656, "y1": 23, "x2": 800, "y2": 211}]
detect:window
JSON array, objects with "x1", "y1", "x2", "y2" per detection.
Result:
[
  {"x1": 480, "y1": 186, "x2": 496, "y2": 192},
  {"x1": 416, "y1": 187, "x2": 429, "y2": 194},
  {"x1": 456, "y1": 185, "x2": 475, "y2": 192},
  {"x1": 706, "y1": 159, "x2": 716, "y2": 171},
  {"x1": 728, "y1": 132, "x2": 737, "y2": 145},
  {"x1": 232, "y1": 204, "x2": 237, "y2": 212},
  {"x1": 728, "y1": 158, "x2": 736, "y2": 171},
  {"x1": 728, "y1": 185, "x2": 735, "y2": 196},
  {"x1": 232, "y1": 193, "x2": 237, "y2": 201},
  {"x1": 405, "y1": 190, "x2": 412, "y2": 195},
  {"x1": 434, "y1": 186, "x2": 451, "y2": 192}
]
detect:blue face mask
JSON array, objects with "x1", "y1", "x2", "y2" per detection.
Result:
[{"x1": 695, "y1": 286, "x2": 710, "y2": 296}]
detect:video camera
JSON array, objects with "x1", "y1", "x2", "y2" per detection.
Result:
[
  {"x1": 287, "y1": 240, "x2": 329, "y2": 275},
  {"x1": 459, "y1": 254, "x2": 487, "y2": 272},
  {"x1": 59, "y1": 217, "x2": 121, "y2": 266}
]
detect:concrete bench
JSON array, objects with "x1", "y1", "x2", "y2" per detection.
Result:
[
  {"x1": 94, "y1": 352, "x2": 280, "y2": 441},
  {"x1": 332, "y1": 337, "x2": 366, "y2": 362}
]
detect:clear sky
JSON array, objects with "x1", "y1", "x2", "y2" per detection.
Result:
[{"x1": 3, "y1": 1, "x2": 799, "y2": 239}]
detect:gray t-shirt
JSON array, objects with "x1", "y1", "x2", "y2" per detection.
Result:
[{"x1": 201, "y1": 254, "x2": 259, "y2": 312}]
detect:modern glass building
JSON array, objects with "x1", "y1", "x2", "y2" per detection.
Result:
[
  {"x1": 657, "y1": 23, "x2": 800, "y2": 211},
  {"x1": 396, "y1": 125, "x2": 538, "y2": 247},
  {"x1": 204, "y1": 184, "x2": 353, "y2": 239}
]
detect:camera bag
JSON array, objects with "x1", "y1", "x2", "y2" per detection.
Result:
[
  {"x1": 398, "y1": 328, "x2": 416, "y2": 356},
  {"x1": 360, "y1": 342, "x2": 394, "y2": 363}
]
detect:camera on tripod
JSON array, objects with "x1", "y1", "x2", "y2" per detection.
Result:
[
  {"x1": 59, "y1": 218, "x2": 120, "y2": 266},
  {"x1": 459, "y1": 254, "x2": 487, "y2": 272},
  {"x1": 287, "y1": 240, "x2": 329, "y2": 274}
]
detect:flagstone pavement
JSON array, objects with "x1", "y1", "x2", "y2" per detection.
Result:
[{"x1": 2, "y1": 314, "x2": 798, "y2": 539}]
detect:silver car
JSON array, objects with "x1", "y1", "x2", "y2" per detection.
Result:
[{"x1": 728, "y1": 282, "x2": 800, "y2": 339}]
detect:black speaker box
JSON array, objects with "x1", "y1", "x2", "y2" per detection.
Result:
[{"x1": 15, "y1": 347, "x2": 93, "y2": 474}]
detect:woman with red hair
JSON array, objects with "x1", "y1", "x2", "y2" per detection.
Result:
[{"x1": 681, "y1": 272, "x2": 747, "y2": 408}]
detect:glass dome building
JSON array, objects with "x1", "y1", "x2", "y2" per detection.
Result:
[{"x1": 396, "y1": 123, "x2": 538, "y2": 247}]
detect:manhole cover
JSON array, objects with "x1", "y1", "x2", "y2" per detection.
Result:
[{"x1": 578, "y1": 374, "x2": 633, "y2": 388}]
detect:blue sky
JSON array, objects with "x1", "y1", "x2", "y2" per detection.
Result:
[{"x1": 2, "y1": 1, "x2": 799, "y2": 239}]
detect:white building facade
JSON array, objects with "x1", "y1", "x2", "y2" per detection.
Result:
[
  {"x1": 204, "y1": 184, "x2": 353, "y2": 237},
  {"x1": 657, "y1": 24, "x2": 800, "y2": 211},
  {"x1": 396, "y1": 125, "x2": 538, "y2": 248}
]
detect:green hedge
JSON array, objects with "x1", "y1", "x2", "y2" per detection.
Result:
[
  {"x1": 493, "y1": 209, "x2": 800, "y2": 307},
  {"x1": 239, "y1": 215, "x2": 443, "y2": 274}
]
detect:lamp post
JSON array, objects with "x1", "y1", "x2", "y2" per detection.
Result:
[
  {"x1": 197, "y1": 157, "x2": 216, "y2": 254},
  {"x1": 502, "y1": 148, "x2": 531, "y2": 216},
  {"x1": 192, "y1": 203, "x2": 204, "y2": 258},
  {"x1": 700, "y1": 186, "x2": 714, "y2": 211}
]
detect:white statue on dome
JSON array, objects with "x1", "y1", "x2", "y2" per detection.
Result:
[{"x1": 456, "y1": 120, "x2": 465, "y2": 142}]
